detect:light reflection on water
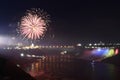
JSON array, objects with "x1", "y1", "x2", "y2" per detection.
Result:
[
  {"x1": 21, "y1": 55, "x2": 119, "y2": 80},
  {"x1": 0, "y1": 49, "x2": 119, "y2": 80},
  {"x1": 23, "y1": 55, "x2": 75, "y2": 79}
]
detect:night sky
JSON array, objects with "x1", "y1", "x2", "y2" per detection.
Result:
[{"x1": 0, "y1": 0, "x2": 120, "y2": 43}]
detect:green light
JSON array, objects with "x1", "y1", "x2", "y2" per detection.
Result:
[{"x1": 106, "y1": 49, "x2": 114, "y2": 57}]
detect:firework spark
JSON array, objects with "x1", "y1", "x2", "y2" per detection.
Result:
[{"x1": 20, "y1": 8, "x2": 50, "y2": 40}]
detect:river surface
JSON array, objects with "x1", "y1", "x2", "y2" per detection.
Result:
[{"x1": 0, "y1": 49, "x2": 120, "y2": 80}]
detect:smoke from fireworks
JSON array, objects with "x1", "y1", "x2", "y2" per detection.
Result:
[{"x1": 20, "y1": 8, "x2": 50, "y2": 40}]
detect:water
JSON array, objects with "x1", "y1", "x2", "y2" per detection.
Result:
[
  {"x1": 0, "y1": 49, "x2": 120, "y2": 80},
  {"x1": 22, "y1": 58, "x2": 120, "y2": 80}
]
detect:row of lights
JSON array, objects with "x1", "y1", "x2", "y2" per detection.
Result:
[
  {"x1": 88, "y1": 43, "x2": 105, "y2": 46},
  {"x1": 77, "y1": 43, "x2": 119, "y2": 48},
  {"x1": 3, "y1": 45, "x2": 74, "y2": 50},
  {"x1": 85, "y1": 46, "x2": 115, "y2": 49},
  {"x1": 77, "y1": 43, "x2": 120, "y2": 46},
  {"x1": 19, "y1": 45, "x2": 74, "y2": 50},
  {"x1": 20, "y1": 50, "x2": 68, "y2": 59},
  {"x1": 20, "y1": 53, "x2": 46, "y2": 59}
]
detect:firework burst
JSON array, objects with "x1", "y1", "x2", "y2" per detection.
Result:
[{"x1": 19, "y1": 8, "x2": 50, "y2": 40}]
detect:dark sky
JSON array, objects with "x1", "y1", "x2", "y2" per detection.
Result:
[{"x1": 0, "y1": 0, "x2": 120, "y2": 42}]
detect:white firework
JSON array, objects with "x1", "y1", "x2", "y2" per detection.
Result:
[{"x1": 20, "y1": 8, "x2": 50, "y2": 40}]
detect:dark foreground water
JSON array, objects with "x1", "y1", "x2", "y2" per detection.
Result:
[
  {"x1": 0, "y1": 49, "x2": 120, "y2": 80},
  {"x1": 22, "y1": 59, "x2": 120, "y2": 80}
]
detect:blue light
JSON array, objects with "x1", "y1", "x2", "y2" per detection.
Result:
[
  {"x1": 92, "y1": 48, "x2": 108, "y2": 56},
  {"x1": 97, "y1": 48, "x2": 101, "y2": 51},
  {"x1": 103, "y1": 49, "x2": 109, "y2": 56}
]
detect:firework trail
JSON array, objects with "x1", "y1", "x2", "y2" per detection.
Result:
[{"x1": 20, "y1": 8, "x2": 50, "y2": 40}]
